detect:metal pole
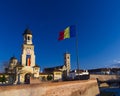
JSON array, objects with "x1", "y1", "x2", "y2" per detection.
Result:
[{"x1": 76, "y1": 26, "x2": 80, "y2": 72}]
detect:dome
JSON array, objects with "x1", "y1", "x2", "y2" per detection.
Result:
[
  {"x1": 23, "y1": 28, "x2": 32, "y2": 35},
  {"x1": 10, "y1": 56, "x2": 17, "y2": 60}
]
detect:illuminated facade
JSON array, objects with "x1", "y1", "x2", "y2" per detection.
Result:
[{"x1": 15, "y1": 28, "x2": 40, "y2": 84}]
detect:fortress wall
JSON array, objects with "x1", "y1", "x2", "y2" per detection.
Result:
[
  {"x1": 0, "y1": 80, "x2": 99, "y2": 96},
  {"x1": 90, "y1": 74, "x2": 120, "y2": 81}
]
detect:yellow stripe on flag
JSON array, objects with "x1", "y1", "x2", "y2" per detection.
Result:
[{"x1": 64, "y1": 27, "x2": 70, "y2": 39}]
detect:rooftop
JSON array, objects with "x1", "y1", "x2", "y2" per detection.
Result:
[{"x1": 23, "y1": 28, "x2": 32, "y2": 35}]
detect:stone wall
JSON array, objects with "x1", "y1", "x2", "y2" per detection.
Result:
[
  {"x1": 90, "y1": 74, "x2": 120, "y2": 81},
  {"x1": 0, "y1": 80, "x2": 99, "y2": 96}
]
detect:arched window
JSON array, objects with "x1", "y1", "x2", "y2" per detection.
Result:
[{"x1": 28, "y1": 36, "x2": 30, "y2": 40}]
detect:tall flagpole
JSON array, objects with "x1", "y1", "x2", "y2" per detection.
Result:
[{"x1": 75, "y1": 26, "x2": 80, "y2": 72}]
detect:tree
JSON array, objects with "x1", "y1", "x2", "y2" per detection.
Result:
[
  {"x1": 0, "y1": 75, "x2": 6, "y2": 84},
  {"x1": 0, "y1": 77, "x2": 2, "y2": 82},
  {"x1": 47, "y1": 75, "x2": 53, "y2": 81},
  {"x1": 2, "y1": 61, "x2": 9, "y2": 73},
  {"x1": 41, "y1": 76, "x2": 46, "y2": 81}
]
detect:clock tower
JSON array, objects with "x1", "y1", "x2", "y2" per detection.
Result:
[
  {"x1": 15, "y1": 28, "x2": 40, "y2": 84},
  {"x1": 21, "y1": 28, "x2": 35, "y2": 67}
]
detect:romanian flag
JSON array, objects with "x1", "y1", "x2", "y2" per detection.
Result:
[{"x1": 58, "y1": 25, "x2": 76, "y2": 40}]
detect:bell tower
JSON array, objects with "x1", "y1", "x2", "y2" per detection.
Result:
[
  {"x1": 64, "y1": 53, "x2": 71, "y2": 76},
  {"x1": 21, "y1": 28, "x2": 35, "y2": 67},
  {"x1": 23, "y1": 29, "x2": 33, "y2": 44}
]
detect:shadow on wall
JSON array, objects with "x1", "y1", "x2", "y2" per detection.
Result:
[
  {"x1": 71, "y1": 90, "x2": 100, "y2": 96},
  {"x1": 96, "y1": 94, "x2": 100, "y2": 96}
]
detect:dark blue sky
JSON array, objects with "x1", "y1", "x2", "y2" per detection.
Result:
[{"x1": 0, "y1": 0, "x2": 120, "y2": 71}]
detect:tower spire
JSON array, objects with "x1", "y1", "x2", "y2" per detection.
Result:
[{"x1": 23, "y1": 28, "x2": 33, "y2": 44}]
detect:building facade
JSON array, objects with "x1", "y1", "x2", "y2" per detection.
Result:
[
  {"x1": 6, "y1": 28, "x2": 40, "y2": 84},
  {"x1": 43, "y1": 53, "x2": 71, "y2": 80},
  {"x1": 4, "y1": 28, "x2": 73, "y2": 84}
]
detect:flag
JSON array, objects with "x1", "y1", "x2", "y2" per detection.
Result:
[
  {"x1": 26, "y1": 55, "x2": 31, "y2": 66},
  {"x1": 58, "y1": 25, "x2": 76, "y2": 40}
]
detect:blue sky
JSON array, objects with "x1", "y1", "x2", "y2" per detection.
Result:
[{"x1": 0, "y1": 0, "x2": 120, "y2": 71}]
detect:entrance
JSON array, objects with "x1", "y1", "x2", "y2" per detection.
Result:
[{"x1": 24, "y1": 73, "x2": 31, "y2": 84}]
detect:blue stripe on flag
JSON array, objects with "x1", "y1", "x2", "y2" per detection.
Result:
[{"x1": 70, "y1": 25, "x2": 76, "y2": 37}]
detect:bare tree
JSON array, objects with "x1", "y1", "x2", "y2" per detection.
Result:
[{"x1": 0, "y1": 61, "x2": 9, "y2": 72}]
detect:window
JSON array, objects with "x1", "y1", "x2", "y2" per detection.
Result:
[
  {"x1": 55, "y1": 73, "x2": 61, "y2": 75},
  {"x1": 28, "y1": 36, "x2": 30, "y2": 40}
]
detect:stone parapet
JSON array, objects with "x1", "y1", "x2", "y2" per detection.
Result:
[{"x1": 0, "y1": 80, "x2": 100, "y2": 96}]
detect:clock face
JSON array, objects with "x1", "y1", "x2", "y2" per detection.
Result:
[{"x1": 26, "y1": 49, "x2": 31, "y2": 55}]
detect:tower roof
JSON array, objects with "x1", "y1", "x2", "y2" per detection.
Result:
[
  {"x1": 10, "y1": 56, "x2": 17, "y2": 60},
  {"x1": 23, "y1": 28, "x2": 32, "y2": 35}
]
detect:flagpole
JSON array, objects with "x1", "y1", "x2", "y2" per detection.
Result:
[{"x1": 75, "y1": 26, "x2": 80, "y2": 73}]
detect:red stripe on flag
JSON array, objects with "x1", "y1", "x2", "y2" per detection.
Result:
[{"x1": 58, "y1": 31, "x2": 64, "y2": 40}]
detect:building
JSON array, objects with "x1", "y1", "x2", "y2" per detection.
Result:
[
  {"x1": 43, "y1": 53, "x2": 71, "y2": 80},
  {"x1": 5, "y1": 28, "x2": 40, "y2": 84},
  {"x1": 88, "y1": 68, "x2": 120, "y2": 75},
  {"x1": 69, "y1": 69, "x2": 89, "y2": 80},
  {"x1": 53, "y1": 70, "x2": 62, "y2": 80},
  {"x1": 39, "y1": 70, "x2": 62, "y2": 81},
  {"x1": 2, "y1": 28, "x2": 74, "y2": 84}
]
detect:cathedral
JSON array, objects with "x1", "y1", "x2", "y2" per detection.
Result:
[
  {"x1": 4, "y1": 28, "x2": 72, "y2": 84},
  {"x1": 6, "y1": 28, "x2": 40, "y2": 84}
]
